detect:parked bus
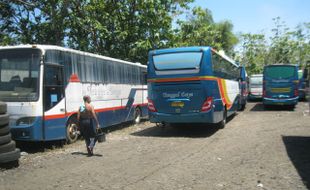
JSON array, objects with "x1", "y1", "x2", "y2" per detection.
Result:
[
  {"x1": 248, "y1": 74, "x2": 263, "y2": 100},
  {"x1": 147, "y1": 47, "x2": 240, "y2": 128},
  {"x1": 298, "y1": 69, "x2": 308, "y2": 100},
  {"x1": 238, "y1": 65, "x2": 248, "y2": 110},
  {"x1": 0, "y1": 45, "x2": 147, "y2": 143},
  {"x1": 263, "y1": 64, "x2": 299, "y2": 108}
]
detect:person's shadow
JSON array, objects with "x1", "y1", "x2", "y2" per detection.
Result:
[{"x1": 71, "y1": 151, "x2": 103, "y2": 157}]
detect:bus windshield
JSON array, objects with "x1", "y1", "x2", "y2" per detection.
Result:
[
  {"x1": 0, "y1": 48, "x2": 41, "y2": 102},
  {"x1": 153, "y1": 52, "x2": 202, "y2": 70},
  {"x1": 250, "y1": 76, "x2": 263, "y2": 86},
  {"x1": 264, "y1": 66, "x2": 296, "y2": 79},
  {"x1": 298, "y1": 70, "x2": 303, "y2": 79}
]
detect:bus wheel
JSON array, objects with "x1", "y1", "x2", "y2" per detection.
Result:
[
  {"x1": 218, "y1": 108, "x2": 227, "y2": 129},
  {"x1": 134, "y1": 107, "x2": 142, "y2": 124},
  {"x1": 66, "y1": 117, "x2": 79, "y2": 144}
]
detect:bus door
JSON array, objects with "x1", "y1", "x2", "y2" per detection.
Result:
[{"x1": 43, "y1": 64, "x2": 65, "y2": 140}]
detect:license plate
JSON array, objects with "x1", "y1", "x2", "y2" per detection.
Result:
[{"x1": 171, "y1": 101, "x2": 184, "y2": 107}]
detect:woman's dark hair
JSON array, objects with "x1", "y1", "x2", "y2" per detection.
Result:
[{"x1": 83, "y1": 95, "x2": 90, "y2": 102}]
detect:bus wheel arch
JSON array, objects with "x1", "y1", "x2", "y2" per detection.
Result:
[
  {"x1": 218, "y1": 106, "x2": 227, "y2": 129},
  {"x1": 66, "y1": 115, "x2": 79, "y2": 144},
  {"x1": 133, "y1": 106, "x2": 142, "y2": 124}
]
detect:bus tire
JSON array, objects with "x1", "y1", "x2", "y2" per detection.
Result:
[
  {"x1": 0, "y1": 102, "x2": 6, "y2": 114},
  {"x1": 218, "y1": 108, "x2": 227, "y2": 129},
  {"x1": 0, "y1": 141, "x2": 16, "y2": 154},
  {"x1": 0, "y1": 148, "x2": 20, "y2": 164},
  {"x1": 0, "y1": 114, "x2": 9, "y2": 127},
  {"x1": 66, "y1": 116, "x2": 79, "y2": 144},
  {"x1": 0, "y1": 125, "x2": 10, "y2": 136},
  {"x1": 0, "y1": 133, "x2": 11, "y2": 145},
  {"x1": 134, "y1": 107, "x2": 142, "y2": 124}
]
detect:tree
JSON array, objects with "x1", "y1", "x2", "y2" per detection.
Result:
[
  {"x1": 173, "y1": 7, "x2": 238, "y2": 55},
  {"x1": 0, "y1": 0, "x2": 193, "y2": 64},
  {"x1": 236, "y1": 33, "x2": 267, "y2": 75},
  {"x1": 237, "y1": 17, "x2": 310, "y2": 74}
]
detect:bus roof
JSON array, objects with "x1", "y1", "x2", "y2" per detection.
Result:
[
  {"x1": 0, "y1": 44, "x2": 146, "y2": 68},
  {"x1": 149, "y1": 46, "x2": 238, "y2": 67},
  {"x1": 264, "y1": 64, "x2": 297, "y2": 68},
  {"x1": 250, "y1": 74, "x2": 263, "y2": 77},
  {"x1": 149, "y1": 46, "x2": 211, "y2": 55}
]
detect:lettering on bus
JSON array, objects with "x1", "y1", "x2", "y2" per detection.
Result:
[{"x1": 162, "y1": 92, "x2": 194, "y2": 99}]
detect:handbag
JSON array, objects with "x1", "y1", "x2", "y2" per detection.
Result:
[{"x1": 96, "y1": 128, "x2": 106, "y2": 143}]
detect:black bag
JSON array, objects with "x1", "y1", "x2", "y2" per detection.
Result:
[{"x1": 96, "y1": 128, "x2": 106, "y2": 143}]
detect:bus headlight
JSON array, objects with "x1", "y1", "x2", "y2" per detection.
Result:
[{"x1": 16, "y1": 117, "x2": 36, "y2": 126}]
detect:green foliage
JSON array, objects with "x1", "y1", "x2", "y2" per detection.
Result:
[
  {"x1": 0, "y1": 0, "x2": 193, "y2": 64},
  {"x1": 172, "y1": 7, "x2": 238, "y2": 55},
  {"x1": 237, "y1": 17, "x2": 310, "y2": 75},
  {"x1": 3, "y1": 1, "x2": 308, "y2": 73}
]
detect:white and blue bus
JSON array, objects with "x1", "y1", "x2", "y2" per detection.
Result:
[
  {"x1": 0, "y1": 45, "x2": 147, "y2": 143},
  {"x1": 147, "y1": 47, "x2": 240, "y2": 128}
]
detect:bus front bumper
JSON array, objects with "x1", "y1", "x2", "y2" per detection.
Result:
[
  {"x1": 149, "y1": 112, "x2": 214, "y2": 124},
  {"x1": 263, "y1": 97, "x2": 298, "y2": 105},
  {"x1": 10, "y1": 124, "x2": 34, "y2": 141},
  {"x1": 248, "y1": 94, "x2": 262, "y2": 100}
]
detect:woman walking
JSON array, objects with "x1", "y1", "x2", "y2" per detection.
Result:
[{"x1": 77, "y1": 95, "x2": 100, "y2": 156}]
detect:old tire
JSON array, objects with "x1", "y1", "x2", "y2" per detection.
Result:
[
  {"x1": 0, "y1": 141, "x2": 16, "y2": 154},
  {"x1": 0, "y1": 133, "x2": 11, "y2": 145},
  {"x1": 0, "y1": 125, "x2": 10, "y2": 136},
  {"x1": 0, "y1": 102, "x2": 6, "y2": 114},
  {"x1": 66, "y1": 117, "x2": 79, "y2": 144},
  {"x1": 0, "y1": 114, "x2": 9, "y2": 127},
  {"x1": 0, "y1": 148, "x2": 20, "y2": 164},
  {"x1": 134, "y1": 107, "x2": 142, "y2": 124}
]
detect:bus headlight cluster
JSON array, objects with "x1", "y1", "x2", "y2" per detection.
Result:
[{"x1": 16, "y1": 117, "x2": 36, "y2": 126}]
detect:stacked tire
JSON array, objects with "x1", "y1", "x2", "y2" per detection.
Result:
[{"x1": 0, "y1": 102, "x2": 20, "y2": 167}]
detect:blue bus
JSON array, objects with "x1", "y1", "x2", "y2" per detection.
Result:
[
  {"x1": 238, "y1": 65, "x2": 248, "y2": 110},
  {"x1": 147, "y1": 47, "x2": 240, "y2": 128},
  {"x1": 298, "y1": 69, "x2": 308, "y2": 100},
  {"x1": 263, "y1": 64, "x2": 299, "y2": 107}
]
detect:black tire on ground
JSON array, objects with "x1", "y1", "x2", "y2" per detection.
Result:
[
  {"x1": 288, "y1": 105, "x2": 295, "y2": 110},
  {"x1": 0, "y1": 102, "x2": 6, "y2": 114},
  {"x1": 0, "y1": 125, "x2": 10, "y2": 136},
  {"x1": 0, "y1": 148, "x2": 20, "y2": 164},
  {"x1": 218, "y1": 108, "x2": 227, "y2": 129},
  {"x1": 0, "y1": 114, "x2": 9, "y2": 127},
  {"x1": 0, "y1": 133, "x2": 11, "y2": 145},
  {"x1": 0, "y1": 141, "x2": 16, "y2": 154},
  {"x1": 66, "y1": 116, "x2": 79, "y2": 144},
  {"x1": 133, "y1": 107, "x2": 142, "y2": 124}
]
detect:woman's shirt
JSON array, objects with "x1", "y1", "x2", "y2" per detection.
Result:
[{"x1": 79, "y1": 104, "x2": 93, "y2": 119}]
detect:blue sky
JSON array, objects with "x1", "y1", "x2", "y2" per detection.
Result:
[{"x1": 190, "y1": 0, "x2": 310, "y2": 35}]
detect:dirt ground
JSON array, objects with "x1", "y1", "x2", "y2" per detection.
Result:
[{"x1": 0, "y1": 102, "x2": 310, "y2": 190}]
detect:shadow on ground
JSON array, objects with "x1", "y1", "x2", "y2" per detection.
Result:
[
  {"x1": 71, "y1": 151, "x2": 103, "y2": 157},
  {"x1": 282, "y1": 136, "x2": 310, "y2": 189},
  {"x1": 13, "y1": 120, "x2": 148, "y2": 154},
  {"x1": 250, "y1": 103, "x2": 295, "y2": 112},
  {"x1": 131, "y1": 123, "x2": 221, "y2": 138},
  {"x1": 15, "y1": 140, "x2": 66, "y2": 154}
]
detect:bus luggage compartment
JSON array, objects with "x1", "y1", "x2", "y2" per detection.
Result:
[{"x1": 152, "y1": 82, "x2": 205, "y2": 114}]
